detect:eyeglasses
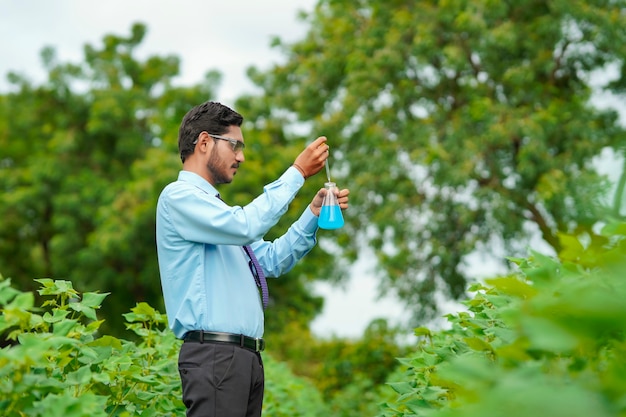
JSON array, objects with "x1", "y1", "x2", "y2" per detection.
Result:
[{"x1": 193, "y1": 132, "x2": 245, "y2": 153}]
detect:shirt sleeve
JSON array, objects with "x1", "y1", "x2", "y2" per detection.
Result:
[
  {"x1": 250, "y1": 205, "x2": 320, "y2": 278},
  {"x1": 164, "y1": 166, "x2": 305, "y2": 245}
]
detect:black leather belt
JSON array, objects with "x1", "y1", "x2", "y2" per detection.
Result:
[{"x1": 184, "y1": 331, "x2": 265, "y2": 352}]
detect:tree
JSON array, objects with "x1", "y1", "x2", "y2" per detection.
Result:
[
  {"x1": 0, "y1": 23, "x2": 332, "y2": 335},
  {"x1": 0, "y1": 23, "x2": 397, "y2": 409},
  {"x1": 243, "y1": 0, "x2": 626, "y2": 322},
  {"x1": 0, "y1": 23, "x2": 223, "y2": 332}
]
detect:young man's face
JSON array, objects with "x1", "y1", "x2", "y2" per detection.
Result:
[{"x1": 204, "y1": 126, "x2": 246, "y2": 185}]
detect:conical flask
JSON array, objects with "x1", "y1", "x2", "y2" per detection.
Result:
[{"x1": 318, "y1": 182, "x2": 344, "y2": 230}]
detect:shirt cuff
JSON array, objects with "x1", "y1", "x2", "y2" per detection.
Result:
[
  {"x1": 298, "y1": 205, "x2": 320, "y2": 234},
  {"x1": 285, "y1": 165, "x2": 306, "y2": 186}
]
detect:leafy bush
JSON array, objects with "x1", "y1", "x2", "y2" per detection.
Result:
[
  {"x1": 263, "y1": 355, "x2": 329, "y2": 417},
  {"x1": 0, "y1": 278, "x2": 183, "y2": 416},
  {"x1": 379, "y1": 220, "x2": 626, "y2": 417},
  {"x1": 0, "y1": 278, "x2": 329, "y2": 416}
]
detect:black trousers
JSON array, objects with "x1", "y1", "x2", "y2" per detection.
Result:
[{"x1": 178, "y1": 341, "x2": 265, "y2": 417}]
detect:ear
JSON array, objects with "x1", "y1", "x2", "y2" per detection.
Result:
[{"x1": 196, "y1": 131, "x2": 213, "y2": 153}]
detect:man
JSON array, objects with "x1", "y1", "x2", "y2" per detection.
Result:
[{"x1": 156, "y1": 101, "x2": 349, "y2": 417}]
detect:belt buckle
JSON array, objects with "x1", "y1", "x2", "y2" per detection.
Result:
[
  {"x1": 238, "y1": 334, "x2": 264, "y2": 352},
  {"x1": 256, "y1": 338, "x2": 265, "y2": 352}
]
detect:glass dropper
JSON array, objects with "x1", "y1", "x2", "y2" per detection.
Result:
[{"x1": 325, "y1": 158, "x2": 331, "y2": 183}]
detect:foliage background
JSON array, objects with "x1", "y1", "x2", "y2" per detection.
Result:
[
  {"x1": 243, "y1": 0, "x2": 626, "y2": 323},
  {"x1": 0, "y1": 278, "x2": 330, "y2": 416},
  {"x1": 378, "y1": 220, "x2": 626, "y2": 417},
  {"x1": 1, "y1": 0, "x2": 626, "y2": 415}
]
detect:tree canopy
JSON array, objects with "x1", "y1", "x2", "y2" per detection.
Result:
[
  {"x1": 0, "y1": 23, "x2": 406, "y2": 411},
  {"x1": 2, "y1": 5, "x2": 626, "y2": 415},
  {"x1": 0, "y1": 23, "x2": 326, "y2": 333},
  {"x1": 243, "y1": 0, "x2": 626, "y2": 321}
]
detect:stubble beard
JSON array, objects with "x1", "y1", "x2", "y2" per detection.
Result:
[{"x1": 207, "y1": 148, "x2": 234, "y2": 185}]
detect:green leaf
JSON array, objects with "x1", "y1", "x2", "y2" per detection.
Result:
[
  {"x1": 414, "y1": 327, "x2": 432, "y2": 337},
  {"x1": 463, "y1": 337, "x2": 494, "y2": 352},
  {"x1": 43, "y1": 309, "x2": 71, "y2": 323},
  {"x1": 30, "y1": 391, "x2": 108, "y2": 417},
  {"x1": 65, "y1": 366, "x2": 93, "y2": 385},
  {"x1": 68, "y1": 302, "x2": 98, "y2": 321},
  {"x1": 123, "y1": 302, "x2": 159, "y2": 323},
  {"x1": 388, "y1": 381, "x2": 416, "y2": 395},
  {"x1": 519, "y1": 316, "x2": 579, "y2": 353},
  {"x1": 80, "y1": 292, "x2": 109, "y2": 308},
  {"x1": 485, "y1": 276, "x2": 538, "y2": 298},
  {"x1": 9, "y1": 291, "x2": 35, "y2": 310},
  {"x1": 36, "y1": 279, "x2": 78, "y2": 297},
  {"x1": 89, "y1": 335, "x2": 123, "y2": 350},
  {"x1": 53, "y1": 319, "x2": 78, "y2": 336},
  {"x1": 0, "y1": 279, "x2": 22, "y2": 305},
  {"x1": 521, "y1": 251, "x2": 562, "y2": 284}
]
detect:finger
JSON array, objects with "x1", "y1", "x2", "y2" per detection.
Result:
[
  {"x1": 315, "y1": 142, "x2": 330, "y2": 155},
  {"x1": 310, "y1": 136, "x2": 327, "y2": 148}
]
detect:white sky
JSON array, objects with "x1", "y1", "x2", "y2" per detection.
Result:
[
  {"x1": 0, "y1": 0, "x2": 410, "y2": 338},
  {"x1": 0, "y1": 0, "x2": 314, "y2": 103}
]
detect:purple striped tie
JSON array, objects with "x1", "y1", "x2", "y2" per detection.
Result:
[
  {"x1": 216, "y1": 193, "x2": 269, "y2": 308},
  {"x1": 243, "y1": 245, "x2": 269, "y2": 309}
]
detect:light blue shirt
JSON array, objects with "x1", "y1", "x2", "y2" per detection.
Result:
[{"x1": 156, "y1": 167, "x2": 319, "y2": 339}]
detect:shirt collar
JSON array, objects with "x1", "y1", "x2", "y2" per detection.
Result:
[{"x1": 177, "y1": 170, "x2": 218, "y2": 196}]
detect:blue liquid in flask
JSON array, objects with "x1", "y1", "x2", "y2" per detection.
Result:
[
  {"x1": 318, "y1": 182, "x2": 344, "y2": 230},
  {"x1": 319, "y1": 205, "x2": 344, "y2": 229}
]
